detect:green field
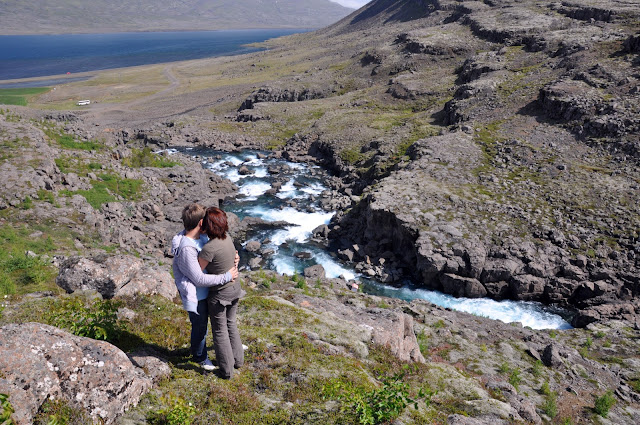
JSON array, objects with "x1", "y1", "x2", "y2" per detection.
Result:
[{"x1": 0, "y1": 87, "x2": 50, "y2": 106}]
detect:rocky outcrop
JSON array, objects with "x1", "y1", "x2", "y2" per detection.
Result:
[
  {"x1": 0, "y1": 323, "x2": 151, "y2": 424},
  {"x1": 239, "y1": 86, "x2": 329, "y2": 111},
  {"x1": 539, "y1": 79, "x2": 640, "y2": 138},
  {"x1": 556, "y1": 0, "x2": 640, "y2": 23},
  {"x1": 56, "y1": 255, "x2": 177, "y2": 300},
  {"x1": 290, "y1": 294, "x2": 425, "y2": 363},
  {"x1": 396, "y1": 24, "x2": 472, "y2": 56}
]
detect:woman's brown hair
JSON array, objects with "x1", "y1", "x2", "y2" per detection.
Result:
[{"x1": 202, "y1": 207, "x2": 228, "y2": 240}]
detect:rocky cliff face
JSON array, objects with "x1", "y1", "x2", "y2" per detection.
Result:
[{"x1": 281, "y1": 0, "x2": 640, "y2": 326}]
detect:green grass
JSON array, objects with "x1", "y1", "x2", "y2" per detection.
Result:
[
  {"x1": 122, "y1": 147, "x2": 180, "y2": 168},
  {"x1": 54, "y1": 156, "x2": 103, "y2": 176},
  {"x1": 339, "y1": 147, "x2": 363, "y2": 165},
  {"x1": 0, "y1": 87, "x2": 49, "y2": 106},
  {"x1": 75, "y1": 174, "x2": 144, "y2": 209},
  {"x1": 43, "y1": 126, "x2": 103, "y2": 151},
  {"x1": 0, "y1": 224, "x2": 61, "y2": 296}
]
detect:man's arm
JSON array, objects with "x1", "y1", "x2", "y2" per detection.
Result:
[{"x1": 179, "y1": 247, "x2": 237, "y2": 287}]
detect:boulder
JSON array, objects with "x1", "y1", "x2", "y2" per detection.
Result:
[
  {"x1": 481, "y1": 258, "x2": 522, "y2": 283},
  {"x1": 510, "y1": 275, "x2": 546, "y2": 301},
  {"x1": 291, "y1": 294, "x2": 425, "y2": 364},
  {"x1": 245, "y1": 240, "x2": 262, "y2": 252},
  {"x1": 440, "y1": 274, "x2": 488, "y2": 298},
  {"x1": 248, "y1": 257, "x2": 262, "y2": 269},
  {"x1": 542, "y1": 343, "x2": 563, "y2": 368},
  {"x1": 238, "y1": 165, "x2": 253, "y2": 175},
  {"x1": 304, "y1": 264, "x2": 326, "y2": 280},
  {"x1": 56, "y1": 255, "x2": 177, "y2": 300},
  {"x1": 312, "y1": 224, "x2": 330, "y2": 239},
  {"x1": 127, "y1": 348, "x2": 172, "y2": 384},
  {"x1": 118, "y1": 266, "x2": 177, "y2": 300},
  {"x1": 0, "y1": 323, "x2": 151, "y2": 424}
]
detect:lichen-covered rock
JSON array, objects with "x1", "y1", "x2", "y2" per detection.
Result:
[
  {"x1": 0, "y1": 323, "x2": 151, "y2": 424},
  {"x1": 56, "y1": 255, "x2": 177, "y2": 300},
  {"x1": 290, "y1": 294, "x2": 425, "y2": 363}
]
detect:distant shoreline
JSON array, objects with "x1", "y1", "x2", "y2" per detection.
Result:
[
  {"x1": 0, "y1": 29, "x2": 312, "y2": 85},
  {"x1": 0, "y1": 26, "x2": 317, "y2": 37}
]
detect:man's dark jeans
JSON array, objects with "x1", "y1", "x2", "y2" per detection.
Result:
[{"x1": 188, "y1": 299, "x2": 209, "y2": 363}]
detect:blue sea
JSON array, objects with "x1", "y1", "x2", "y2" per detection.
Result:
[{"x1": 0, "y1": 29, "x2": 310, "y2": 84}]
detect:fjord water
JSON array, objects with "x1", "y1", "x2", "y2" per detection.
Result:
[
  {"x1": 0, "y1": 29, "x2": 309, "y2": 81},
  {"x1": 175, "y1": 147, "x2": 572, "y2": 330}
]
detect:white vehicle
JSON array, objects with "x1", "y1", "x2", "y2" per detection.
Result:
[{"x1": 77, "y1": 100, "x2": 90, "y2": 106}]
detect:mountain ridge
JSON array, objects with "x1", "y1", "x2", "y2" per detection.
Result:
[{"x1": 0, "y1": 0, "x2": 355, "y2": 35}]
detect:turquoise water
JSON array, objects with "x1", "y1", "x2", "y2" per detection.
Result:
[{"x1": 0, "y1": 29, "x2": 310, "y2": 82}]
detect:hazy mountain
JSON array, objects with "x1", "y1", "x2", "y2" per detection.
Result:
[{"x1": 0, "y1": 0, "x2": 356, "y2": 34}]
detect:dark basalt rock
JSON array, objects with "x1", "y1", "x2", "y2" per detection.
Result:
[{"x1": 239, "y1": 86, "x2": 328, "y2": 111}]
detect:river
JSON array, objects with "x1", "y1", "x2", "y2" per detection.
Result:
[{"x1": 171, "y1": 147, "x2": 573, "y2": 330}]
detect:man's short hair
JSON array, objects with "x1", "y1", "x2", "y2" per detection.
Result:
[{"x1": 181, "y1": 203, "x2": 206, "y2": 231}]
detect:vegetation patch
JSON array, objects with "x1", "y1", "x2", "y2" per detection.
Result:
[
  {"x1": 43, "y1": 126, "x2": 103, "y2": 151},
  {"x1": 74, "y1": 173, "x2": 144, "y2": 209},
  {"x1": 33, "y1": 398, "x2": 91, "y2": 425},
  {"x1": 0, "y1": 393, "x2": 14, "y2": 423},
  {"x1": 0, "y1": 224, "x2": 60, "y2": 296},
  {"x1": 593, "y1": 390, "x2": 615, "y2": 417},
  {"x1": 0, "y1": 87, "x2": 49, "y2": 106},
  {"x1": 54, "y1": 156, "x2": 103, "y2": 175},
  {"x1": 123, "y1": 147, "x2": 180, "y2": 168}
]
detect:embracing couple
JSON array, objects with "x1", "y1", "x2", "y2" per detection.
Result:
[{"x1": 171, "y1": 203, "x2": 245, "y2": 379}]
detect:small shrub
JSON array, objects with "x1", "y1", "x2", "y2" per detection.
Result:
[
  {"x1": 0, "y1": 274, "x2": 16, "y2": 296},
  {"x1": 578, "y1": 346, "x2": 589, "y2": 358},
  {"x1": 432, "y1": 319, "x2": 445, "y2": 329},
  {"x1": 340, "y1": 147, "x2": 363, "y2": 165},
  {"x1": 549, "y1": 330, "x2": 557, "y2": 338},
  {"x1": 44, "y1": 126, "x2": 102, "y2": 151},
  {"x1": 37, "y1": 189, "x2": 56, "y2": 204},
  {"x1": 51, "y1": 298, "x2": 121, "y2": 341},
  {"x1": 77, "y1": 174, "x2": 144, "y2": 209},
  {"x1": 540, "y1": 381, "x2": 551, "y2": 396},
  {"x1": 123, "y1": 147, "x2": 179, "y2": 168},
  {"x1": 541, "y1": 391, "x2": 558, "y2": 418},
  {"x1": 498, "y1": 362, "x2": 510, "y2": 374},
  {"x1": 0, "y1": 393, "x2": 14, "y2": 423},
  {"x1": 323, "y1": 375, "x2": 428, "y2": 425},
  {"x1": 508, "y1": 368, "x2": 521, "y2": 391},
  {"x1": 416, "y1": 331, "x2": 429, "y2": 355},
  {"x1": 148, "y1": 397, "x2": 196, "y2": 425},
  {"x1": 630, "y1": 379, "x2": 640, "y2": 393},
  {"x1": 291, "y1": 273, "x2": 306, "y2": 289},
  {"x1": 594, "y1": 390, "x2": 615, "y2": 417},
  {"x1": 584, "y1": 337, "x2": 593, "y2": 349},
  {"x1": 33, "y1": 399, "x2": 90, "y2": 425},
  {"x1": 532, "y1": 359, "x2": 544, "y2": 378},
  {"x1": 20, "y1": 196, "x2": 32, "y2": 210}
]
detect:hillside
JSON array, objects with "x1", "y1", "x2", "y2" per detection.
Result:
[{"x1": 0, "y1": 0, "x2": 355, "y2": 34}]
